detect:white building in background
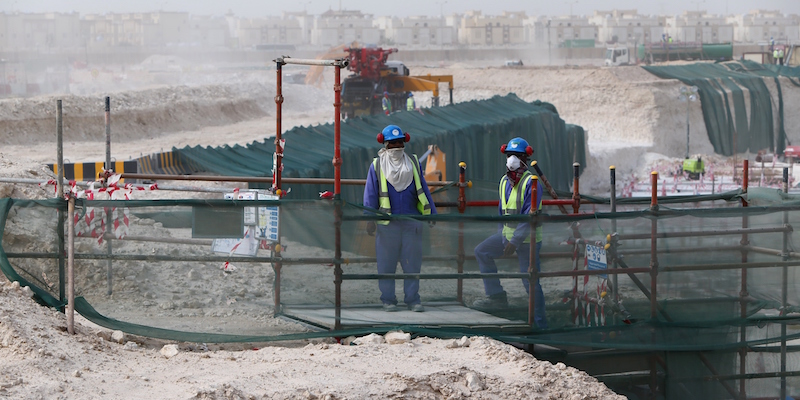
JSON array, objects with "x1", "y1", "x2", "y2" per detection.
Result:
[
  {"x1": 458, "y1": 11, "x2": 526, "y2": 46},
  {"x1": 728, "y1": 10, "x2": 800, "y2": 43},
  {"x1": 374, "y1": 16, "x2": 454, "y2": 46},
  {"x1": 312, "y1": 9, "x2": 380, "y2": 47},
  {"x1": 186, "y1": 15, "x2": 229, "y2": 48},
  {"x1": 82, "y1": 13, "x2": 145, "y2": 48},
  {"x1": 0, "y1": 12, "x2": 82, "y2": 51},
  {"x1": 235, "y1": 16, "x2": 302, "y2": 48},
  {"x1": 588, "y1": 9, "x2": 663, "y2": 45},
  {"x1": 283, "y1": 11, "x2": 314, "y2": 45},
  {"x1": 664, "y1": 11, "x2": 734, "y2": 44},
  {"x1": 527, "y1": 15, "x2": 597, "y2": 47}
]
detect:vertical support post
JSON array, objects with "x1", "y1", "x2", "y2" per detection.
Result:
[
  {"x1": 650, "y1": 171, "x2": 659, "y2": 399},
  {"x1": 333, "y1": 64, "x2": 343, "y2": 331},
  {"x1": 272, "y1": 59, "x2": 285, "y2": 316},
  {"x1": 274, "y1": 60, "x2": 284, "y2": 192},
  {"x1": 529, "y1": 176, "x2": 539, "y2": 327},
  {"x1": 739, "y1": 159, "x2": 749, "y2": 399},
  {"x1": 105, "y1": 96, "x2": 111, "y2": 173},
  {"x1": 685, "y1": 97, "x2": 691, "y2": 159},
  {"x1": 56, "y1": 100, "x2": 65, "y2": 303},
  {"x1": 104, "y1": 96, "x2": 113, "y2": 296},
  {"x1": 67, "y1": 197, "x2": 75, "y2": 334},
  {"x1": 572, "y1": 163, "x2": 580, "y2": 214},
  {"x1": 610, "y1": 166, "x2": 619, "y2": 317},
  {"x1": 457, "y1": 162, "x2": 467, "y2": 304},
  {"x1": 449, "y1": 88, "x2": 453, "y2": 105},
  {"x1": 433, "y1": 96, "x2": 440, "y2": 107},
  {"x1": 781, "y1": 167, "x2": 789, "y2": 400}
]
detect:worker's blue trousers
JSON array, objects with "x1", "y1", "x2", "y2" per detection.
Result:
[
  {"x1": 376, "y1": 220, "x2": 422, "y2": 306},
  {"x1": 475, "y1": 233, "x2": 547, "y2": 328}
]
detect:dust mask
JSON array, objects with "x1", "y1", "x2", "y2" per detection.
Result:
[{"x1": 506, "y1": 155, "x2": 522, "y2": 171}]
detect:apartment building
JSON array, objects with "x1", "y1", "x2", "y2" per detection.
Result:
[
  {"x1": 728, "y1": 10, "x2": 800, "y2": 43},
  {"x1": 235, "y1": 16, "x2": 302, "y2": 48},
  {"x1": 663, "y1": 11, "x2": 734, "y2": 44},
  {"x1": 589, "y1": 10, "x2": 664, "y2": 45},
  {"x1": 458, "y1": 11, "x2": 526, "y2": 46},
  {"x1": 0, "y1": 12, "x2": 82, "y2": 51},
  {"x1": 528, "y1": 15, "x2": 598, "y2": 47},
  {"x1": 312, "y1": 9, "x2": 380, "y2": 47},
  {"x1": 374, "y1": 16, "x2": 455, "y2": 46}
]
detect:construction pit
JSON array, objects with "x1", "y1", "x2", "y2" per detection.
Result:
[{"x1": 2, "y1": 58, "x2": 800, "y2": 399}]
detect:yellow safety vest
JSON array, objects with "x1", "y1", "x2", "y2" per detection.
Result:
[
  {"x1": 407, "y1": 97, "x2": 415, "y2": 111},
  {"x1": 373, "y1": 154, "x2": 431, "y2": 225},
  {"x1": 500, "y1": 171, "x2": 543, "y2": 243}
]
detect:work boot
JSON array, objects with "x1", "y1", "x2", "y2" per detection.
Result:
[
  {"x1": 409, "y1": 303, "x2": 425, "y2": 312},
  {"x1": 383, "y1": 303, "x2": 399, "y2": 312},
  {"x1": 472, "y1": 291, "x2": 509, "y2": 310}
]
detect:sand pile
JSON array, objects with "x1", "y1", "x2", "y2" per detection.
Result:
[{"x1": 0, "y1": 270, "x2": 623, "y2": 399}]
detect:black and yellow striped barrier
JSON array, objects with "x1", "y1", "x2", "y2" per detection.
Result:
[{"x1": 48, "y1": 161, "x2": 138, "y2": 182}]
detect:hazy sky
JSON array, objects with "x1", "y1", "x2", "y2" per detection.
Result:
[{"x1": 3, "y1": 0, "x2": 799, "y2": 18}]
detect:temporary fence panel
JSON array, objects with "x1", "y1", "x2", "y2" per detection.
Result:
[
  {"x1": 175, "y1": 94, "x2": 587, "y2": 201},
  {"x1": 6, "y1": 185, "x2": 800, "y2": 398},
  {"x1": 644, "y1": 60, "x2": 800, "y2": 157}
]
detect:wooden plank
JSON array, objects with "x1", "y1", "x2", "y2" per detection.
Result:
[{"x1": 282, "y1": 303, "x2": 526, "y2": 329}]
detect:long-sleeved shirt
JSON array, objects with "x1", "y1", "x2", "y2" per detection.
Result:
[
  {"x1": 497, "y1": 174, "x2": 543, "y2": 246},
  {"x1": 363, "y1": 159, "x2": 437, "y2": 216}
]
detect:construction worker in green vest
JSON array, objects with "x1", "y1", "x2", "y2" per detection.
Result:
[
  {"x1": 363, "y1": 124, "x2": 437, "y2": 312},
  {"x1": 472, "y1": 137, "x2": 547, "y2": 328},
  {"x1": 406, "y1": 92, "x2": 416, "y2": 111},
  {"x1": 774, "y1": 49, "x2": 780, "y2": 64},
  {"x1": 382, "y1": 91, "x2": 392, "y2": 115},
  {"x1": 778, "y1": 48, "x2": 785, "y2": 65}
]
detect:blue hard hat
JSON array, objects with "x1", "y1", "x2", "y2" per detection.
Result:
[
  {"x1": 501, "y1": 137, "x2": 533, "y2": 156},
  {"x1": 377, "y1": 124, "x2": 409, "y2": 144},
  {"x1": 384, "y1": 91, "x2": 389, "y2": 96},
  {"x1": 408, "y1": 92, "x2": 414, "y2": 97}
]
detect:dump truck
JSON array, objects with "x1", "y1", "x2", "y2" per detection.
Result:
[
  {"x1": 340, "y1": 47, "x2": 454, "y2": 118},
  {"x1": 605, "y1": 42, "x2": 734, "y2": 66}
]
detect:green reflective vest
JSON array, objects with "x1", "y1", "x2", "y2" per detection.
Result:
[
  {"x1": 500, "y1": 171, "x2": 543, "y2": 243},
  {"x1": 373, "y1": 154, "x2": 431, "y2": 225},
  {"x1": 407, "y1": 97, "x2": 415, "y2": 111}
]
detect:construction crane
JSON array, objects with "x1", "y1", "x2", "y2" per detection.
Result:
[{"x1": 340, "y1": 47, "x2": 454, "y2": 118}]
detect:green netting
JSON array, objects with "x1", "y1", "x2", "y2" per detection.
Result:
[
  {"x1": 643, "y1": 60, "x2": 800, "y2": 157},
  {"x1": 7, "y1": 186, "x2": 800, "y2": 398},
  {"x1": 175, "y1": 94, "x2": 587, "y2": 200}
]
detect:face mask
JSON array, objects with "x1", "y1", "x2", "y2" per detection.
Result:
[
  {"x1": 506, "y1": 155, "x2": 522, "y2": 171},
  {"x1": 387, "y1": 147, "x2": 405, "y2": 161}
]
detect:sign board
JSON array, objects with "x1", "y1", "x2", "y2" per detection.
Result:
[
  {"x1": 211, "y1": 228, "x2": 258, "y2": 256},
  {"x1": 255, "y1": 193, "x2": 279, "y2": 242},
  {"x1": 210, "y1": 191, "x2": 267, "y2": 256},
  {"x1": 585, "y1": 244, "x2": 608, "y2": 279}
]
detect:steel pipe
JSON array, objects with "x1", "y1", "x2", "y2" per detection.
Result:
[
  {"x1": 276, "y1": 57, "x2": 349, "y2": 68},
  {"x1": 119, "y1": 173, "x2": 453, "y2": 187}
]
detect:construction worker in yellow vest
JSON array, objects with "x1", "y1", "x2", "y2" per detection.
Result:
[
  {"x1": 774, "y1": 49, "x2": 780, "y2": 65},
  {"x1": 406, "y1": 92, "x2": 416, "y2": 111},
  {"x1": 473, "y1": 137, "x2": 547, "y2": 329},
  {"x1": 779, "y1": 48, "x2": 785, "y2": 65},
  {"x1": 363, "y1": 124, "x2": 437, "y2": 312}
]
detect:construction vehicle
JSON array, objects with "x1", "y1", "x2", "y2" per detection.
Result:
[
  {"x1": 605, "y1": 42, "x2": 733, "y2": 66},
  {"x1": 682, "y1": 157, "x2": 705, "y2": 180},
  {"x1": 304, "y1": 43, "x2": 353, "y2": 87},
  {"x1": 604, "y1": 47, "x2": 631, "y2": 66},
  {"x1": 340, "y1": 47, "x2": 454, "y2": 118}
]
